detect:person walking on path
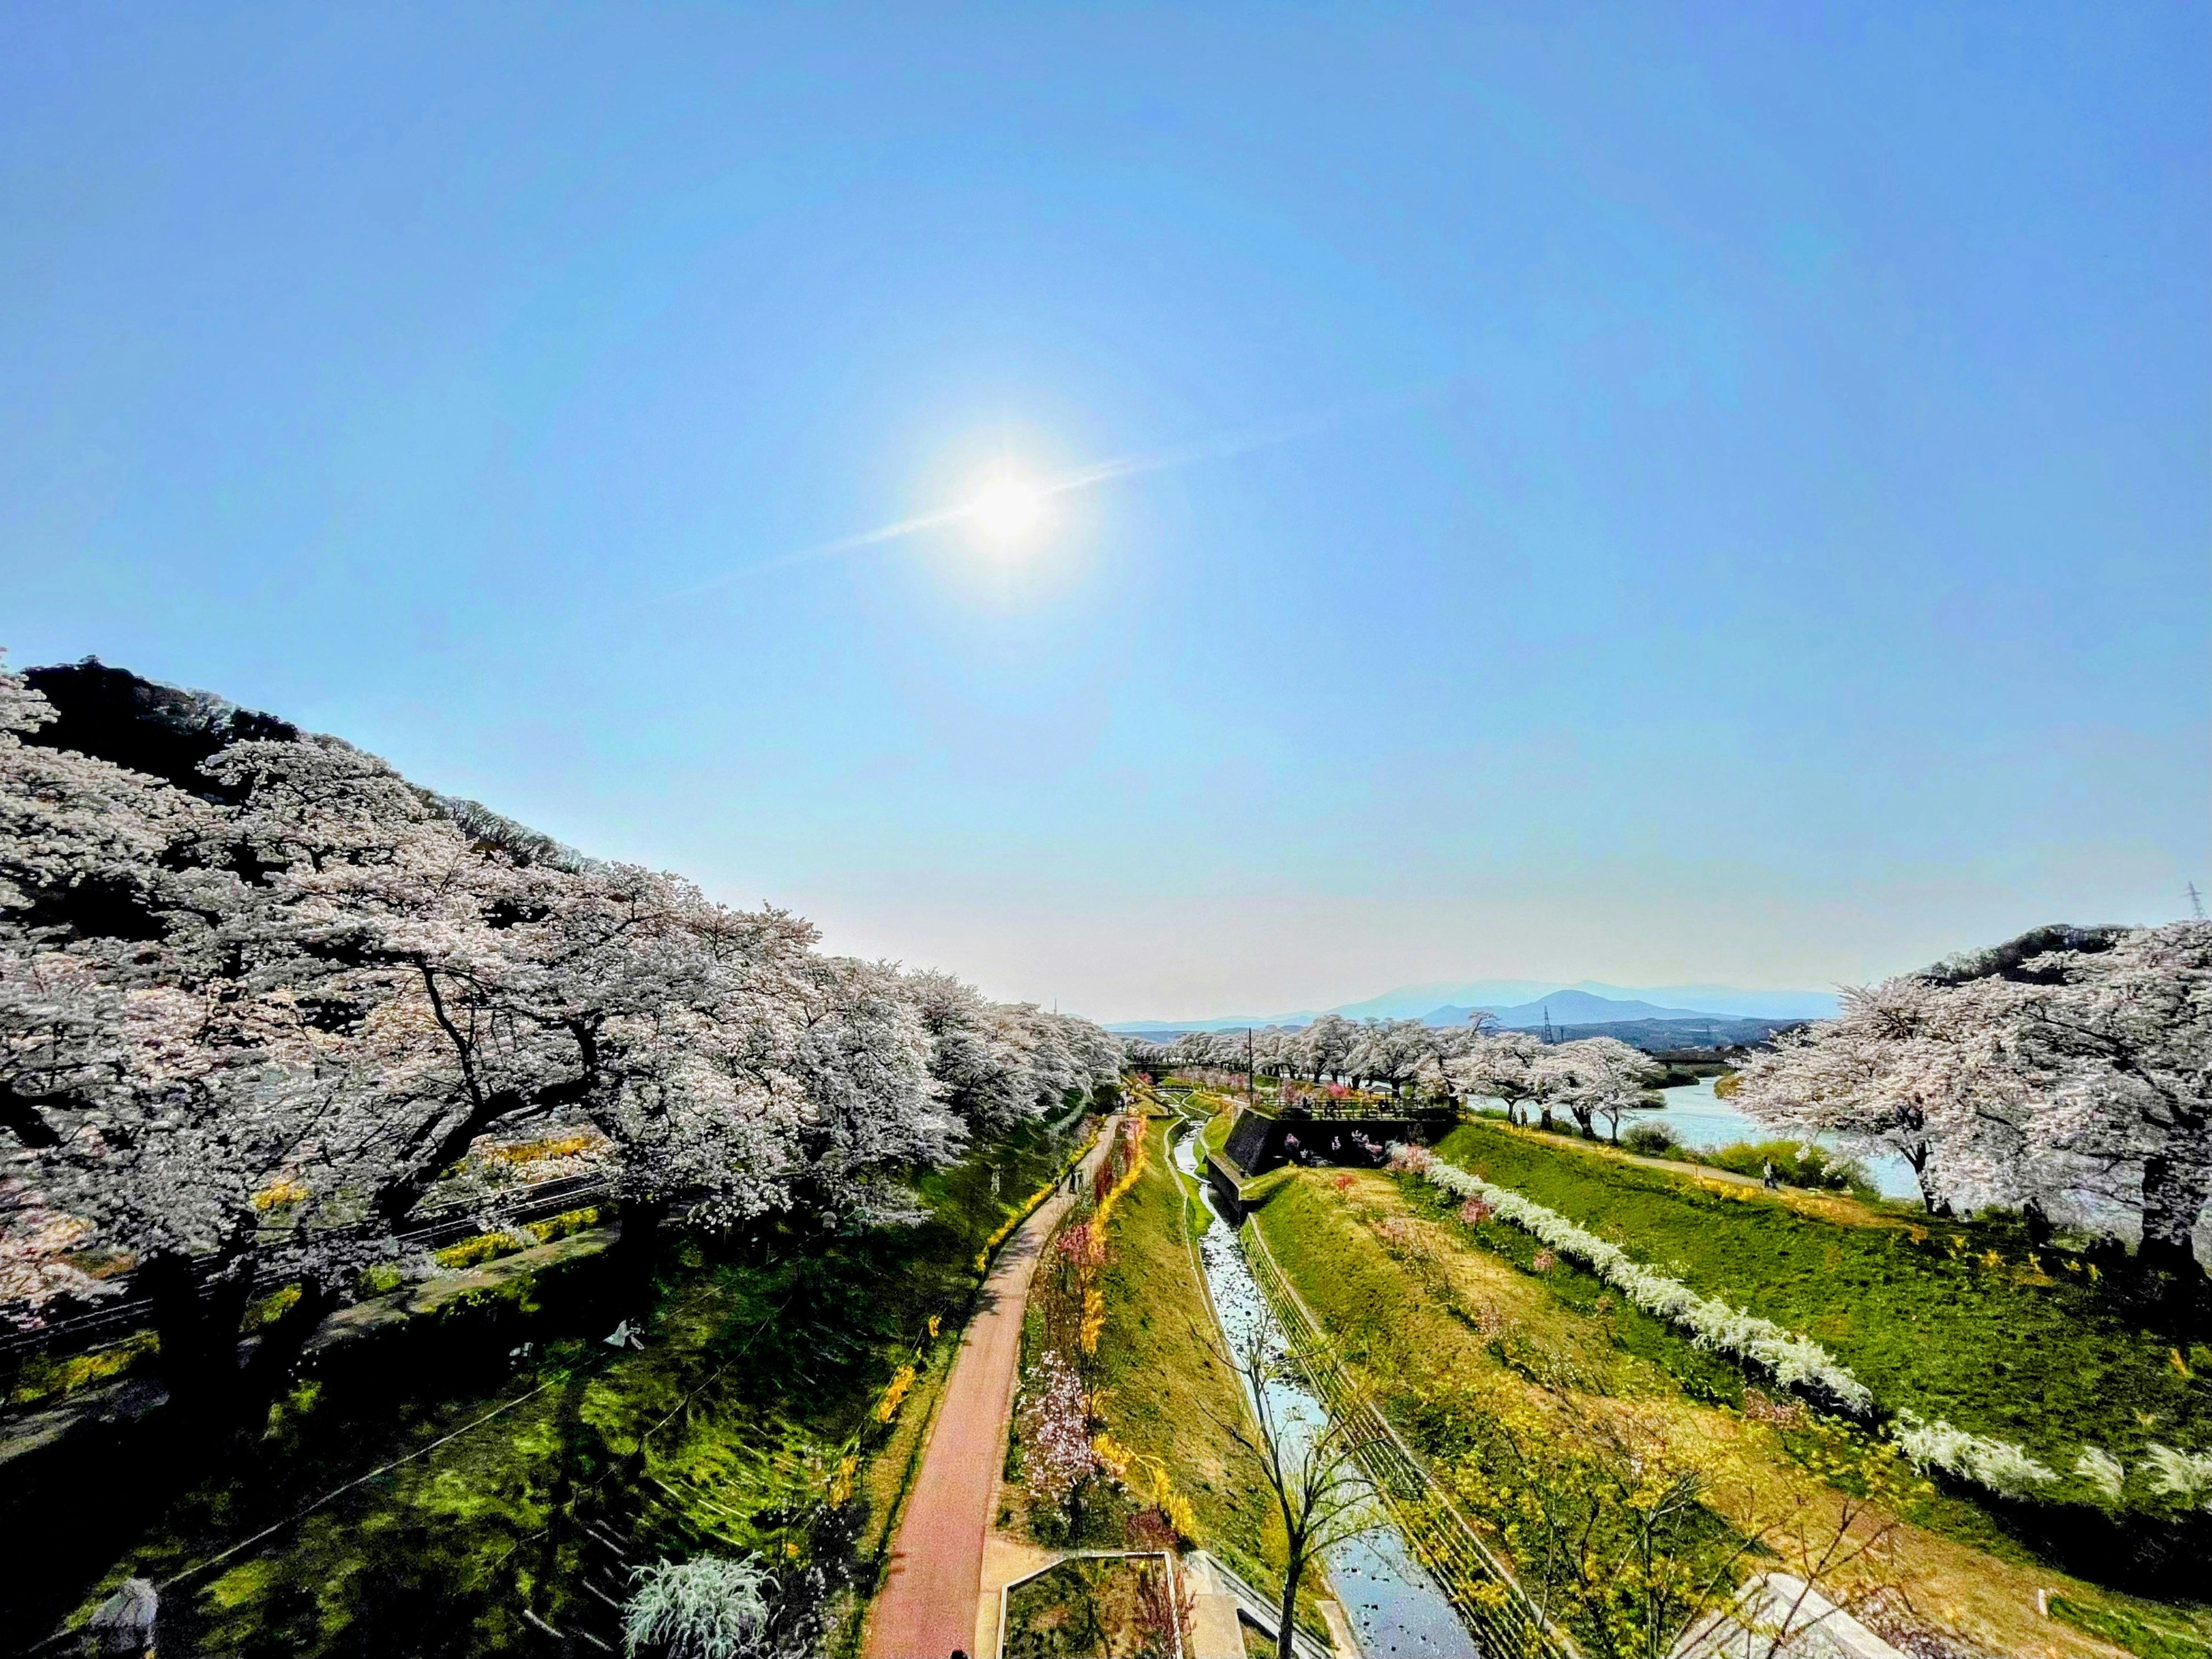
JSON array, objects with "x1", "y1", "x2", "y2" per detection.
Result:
[{"x1": 862, "y1": 1119, "x2": 1121, "y2": 1659}]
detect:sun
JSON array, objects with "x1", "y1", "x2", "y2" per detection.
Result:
[{"x1": 967, "y1": 472, "x2": 1047, "y2": 549}]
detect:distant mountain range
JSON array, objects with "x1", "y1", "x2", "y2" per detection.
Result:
[{"x1": 1106, "y1": 979, "x2": 1839, "y2": 1036}]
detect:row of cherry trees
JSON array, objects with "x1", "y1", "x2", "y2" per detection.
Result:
[
  {"x1": 1732, "y1": 922, "x2": 2212, "y2": 1277},
  {"x1": 1131, "y1": 1019, "x2": 1661, "y2": 1141},
  {"x1": 0, "y1": 657, "x2": 1120, "y2": 1422},
  {"x1": 1130, "y1": 1013, "x2": 1464, "y2": 1094},
  {"x1": 1139, "y1": 918, "x2": 2211, "y2": 1277}
]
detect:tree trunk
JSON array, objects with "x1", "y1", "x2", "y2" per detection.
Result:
[
  {"x1": 1277, "y1": 1550, "x2": 1304, "y2": 1659},
  {"x1": 2138, "y1": 1154, "x2": 2209, "y2": 1283},
  {"x1": 1905, "y1": 1146, "x2": 1943, "y2": 1215},
  {"x1": 143, "y1": 1256, "x2": 254, "y2": 1432},
  {"x1": 610, "y1": 1194, "x2": 673, "y2": 1292}
]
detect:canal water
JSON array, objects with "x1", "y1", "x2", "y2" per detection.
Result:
[{"x1": 1171, "y1": 1123, "x2": 1480, "y2": 1659}]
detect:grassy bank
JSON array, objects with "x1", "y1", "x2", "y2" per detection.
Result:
[
  {"x1": 1247, "y1": 1165, "x2": 2198, "y2": 1658},
  {"x1": 1431, "y1": 1120, "x2": 2212, "y2": 1487},
  {"x1": 14, "y1": 1118, "x2": 1085, "y2": 1656},
  {"x1": 1087, "y1": 1118, "x2": 1278, "y2": 1587}
]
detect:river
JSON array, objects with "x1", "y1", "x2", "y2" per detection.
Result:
[
  {"x1": 1650, "y1": 1078, "x2": 1921, "y2": 1200},
  {"x1": 1171, "y1": 1122, "x2": 1480, "y2": 1659}
]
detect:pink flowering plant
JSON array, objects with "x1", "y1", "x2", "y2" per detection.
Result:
[{"x1": 1013, "y1": 1348, "x2": 1102, "y2": 1531}]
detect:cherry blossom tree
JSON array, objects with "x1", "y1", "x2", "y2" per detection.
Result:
[
  {"x1": 1730, "y1": 977, "x2": 2025, "y2": 1215},
  {"x1": 1546, "y1": 1036, "x2": 1660, "y2": 1142},
  {"x1": 1292, "y1": 1013, "x2": 1358, "y2": 1083},
  {"x1": 1948, "y1": 923, "x2": 2212, "y2": 1280},
  {"x1": 1446, "y1": 1031, "x2": 1553, "y2": 1124},
  {"x1": 1734, "y1": 923, "x2": 2212, "y2": 1274},
  {"x1": 1, "y1": 655, "x2": 1123, "y2": 1431}
]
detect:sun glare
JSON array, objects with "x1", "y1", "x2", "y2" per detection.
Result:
[{"x1": 968, "y1": 473, "x2": 1047, "y2": 550}]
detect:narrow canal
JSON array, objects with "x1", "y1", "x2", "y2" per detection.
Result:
[{"x1": 1170, "y1": 1123, "x2": 1480, "y2": 1659}]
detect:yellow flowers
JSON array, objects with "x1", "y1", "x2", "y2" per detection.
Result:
[
  {"x1": 479, "y1": 1131, "x2": 600, "y2": 1165},
  {"x1": 434, "y1": 1230, "x2": 533, "y2": 1269},
  {"x1": 829, "y1": 1452, "x2": 858, "y2": 1505},
  {"x1": 876, "y1": 1364, "x2": 916, "y2": 1423},
  {"x1": 1080, "y1": 1285, "x2": 1106, "y2": 1356},
  {"x1": 1161, "y1": 1489, "x2": 1198, "y2": 1543},
  {"x1": 1090, "y1": 1120, "x2": 1149, "y2": 1235},
  {"x1": 251, "y1": 1175, "x2": 310, "y2": 1211},
  {"x1": 927, "y1": 1314, "x2": 941, "y2": 1339},
  {"x1": 1108, "y1": 1445, "x2": 1201, "y2": 1544}
]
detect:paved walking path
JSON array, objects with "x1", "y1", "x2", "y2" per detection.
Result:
[{"x1": 863, "y1": 1121, "x2": 1120, "y2": 1659}]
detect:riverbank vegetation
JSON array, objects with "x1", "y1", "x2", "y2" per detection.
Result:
[
  {"x1": 1429, "y1": 1120, "x2": 2212, "y2": 1522},
  {"x1": 1086, "y1": 1117, "x2": 1276, "y2": 1582},
  {"x1": 1247, "y1": 1161, "x2": 2206, "y2": 1657}
]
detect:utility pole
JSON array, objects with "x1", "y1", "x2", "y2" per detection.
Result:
[
  {"x1": 2190, "y1": 881, "x2": 2207, "y2": 921},
  {"x1": 1247, "y1": 1026, "x2": 1255, "y2": 1105}
]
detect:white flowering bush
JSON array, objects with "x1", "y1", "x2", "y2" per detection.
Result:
[
  {"x1": 1014, "y1": 1347, "x2": 1101, "y2": 1513},
  {"x1": 2143, "y1": 1444, "x2": 2212, "y2": 1510},
  {"x1": 2073, "y1": 1446, "x2": 2127, "y2": 1503},
  {"x1": 1891, "y1": 1411, "x2": 2057, "y2": 1495},
  {"x1": 622, "y1": 1555, "x2": 772, "y2": 1658},
  {"x1": 1391, "y1": 1145, "x2": 1874, "y2": 1413}
]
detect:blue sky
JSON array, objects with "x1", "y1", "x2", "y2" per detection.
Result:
[{"x1": 3, "y1": 5, "x2": 2205, "y2": 1021}]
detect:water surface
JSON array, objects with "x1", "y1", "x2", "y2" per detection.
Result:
[
  {"x1": 1172, "y1": 1123, "x2": 1479, "y2": 1658},
  {"x1": 1650, "y1": 1078, "x2": 1919, "y2": 1200}
]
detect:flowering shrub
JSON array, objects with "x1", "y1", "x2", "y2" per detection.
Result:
[
  {"x1": 875, "y1": 1364, "x2": 915, "y2": 1423},
  {"x1": 1387, "y1": 1143, "x2": 1434, "y2": 1176},
  {"x1": 621, "y1": 1555, "x2": 771, "y2": 1659},
  {"x1": 1015, "y1": 1349, "x2": 1101, "y2": 1512},
  {"x1": 1457, "y1": 1196, "x2": 1492, "y2": 1226},
  {"x1": 1892, "y1": 1411, "x2": 2057, "y2": 1495},
  {"x1": 2074, "y1": 1446, "x2": 2126, "y2": 1503},
  {"x1": 1531, "y1": 1248, "x2": 1557, "y2": 1274},
  {"x1": 2143, "y1": 1444, "x2": 2212, "y2": 1509}
]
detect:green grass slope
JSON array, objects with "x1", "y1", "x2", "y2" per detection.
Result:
[
  {"x1": 1431, "y1": 1120, "x2": 2211, "y2": 1498},
  {"x1": 1090, "y1": 1118, "x2": 1278, "y2": 1588}
]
